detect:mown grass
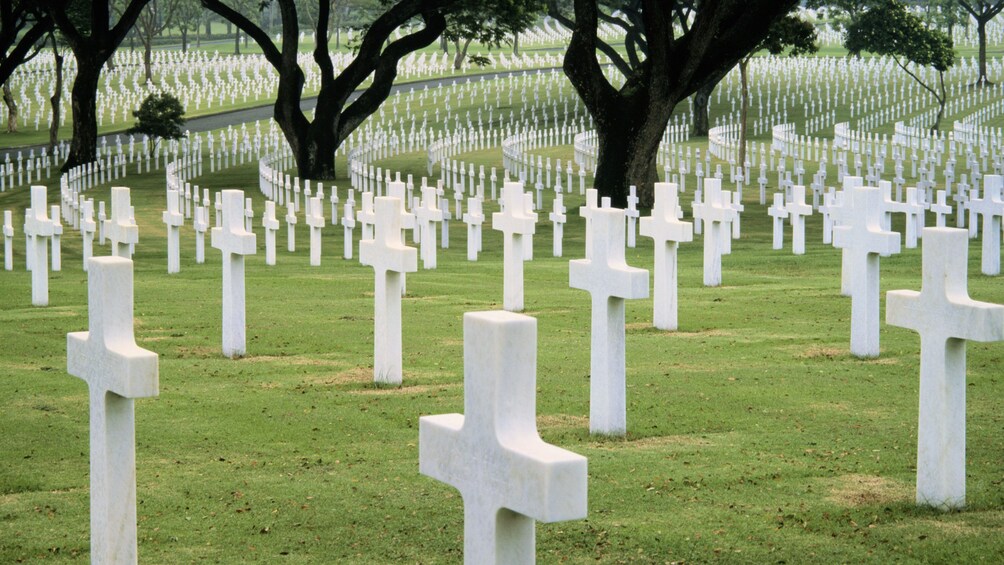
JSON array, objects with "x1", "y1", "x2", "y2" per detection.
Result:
[{"x1": 1, "y1": 138, "x2": 1004, "y2": 563}]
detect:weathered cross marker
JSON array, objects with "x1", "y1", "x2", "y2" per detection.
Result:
[
  {"x1": 968, "y1": 175, "x2": 1004, "y2": 276},
  {"x1": 262, "y1": 200, "x2": 279, "y2": 266},
  {"x1": 696, "y1": 178, "x2": 735, "y2": 287},
  {"x1": 67, "y1": 256, "x2": 158, "y2": 565},
  {"x1": 420, "y1": 311, "x2": 587, "y2": 564},
  {"x1": 81, "y1": 200, "x2": 96, "y2": 271},
  {"x1": 570, "y1": 207, "x2": 649, "y2": 435},
  {"x1": 463, "y1": 197, "x2": 484, "y2": 261},
  {"x1": 492, "y1": 182, "x2": 536, "y2": 312},
  {"x1": 359, "y1": 197, "x2": 417, "y2": 385},
  {"x1": 162, "y1": 190, "x2": 184, "y2": 274},
  {"x1": 285, "y1": 202, "x2": 297, "y2": 252},
  {"x1": 833, "y1": 185, "x2": 900, "y2": 358},
  {"x1": 640, "y1": 182, "x2": 692, "y2": 331},
  {"x1": 306, "y1": 195, "x2": 325, "y2": 267},
  {"x1": 786, "y1": 185, "x2": 813, "y2": 255},
  {"x1": 3, "y1": 209, "x2": 13, "y2": 271},
  {"x1": 24, "y1": 186, "x2": 53, "y2": 306},
  {"x1": 887, "y1": 227, "x2": 1004, "y2": 510},
  {"x1": 415, "y1": 186, "x2": 443, "y2": 269},
  {"x1": 768, "y1": 192, "x2": 788, "y2": 250},
  {"x1": 211, "y1": 190, "x2": 257, "y2": 358},
  {"x1": 548, "y1": 193, "x2": 567, "y2": 258},
  {"x1": 105, "y1": 187, "x2": 138, "y2": 259}
]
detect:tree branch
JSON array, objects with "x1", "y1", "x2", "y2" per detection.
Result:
[{"x1": 201, "y1": 0, "x2": 282, "y2": 67}]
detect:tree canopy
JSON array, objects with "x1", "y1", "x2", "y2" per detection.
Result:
[
  {"x1": 128, "y1": 91, "x2": 186, "y2": 151},
  {"x1": 0, "y1": 2, "x2": 53, "y2": 87}
]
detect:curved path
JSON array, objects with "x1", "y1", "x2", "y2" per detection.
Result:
[{"x1": 1, "y1": 66, "x2": 563, "y2": 162}]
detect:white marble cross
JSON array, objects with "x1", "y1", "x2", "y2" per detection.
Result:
[
  {"x1": 415, "y1": 187, "x2": 443, "y2": 269},
  {"x1": 579, "y1": 188, "x2": 599, "y2": 259},
  {"x1": 419, "y1": 311, "x2": 587, "y2": 564},
  {"x1": 3, "y1": 209, "x2": 13, "y2": 271},
  {"x1": 81, "y1": 200, "x2": 96, "y2": 271},
  {"x1": 833, "y1": 185, "x2": 900, "y2": 358},
  {"x1": 968, "y1": 175, "x2": 1003, "y2": 276},
  {"x1": 211, "y1": 190, "x2": 257, "y2": 358},
  {"x1": 492, "y1": 182, "x2": 537, "y2": 312},
  {"x1": 24, "y1": 186, "x2": 53, "y2": 306},
  {"x1": 50, "y1": 205, "x2": 62, "y2": 272},
  {"x1": 163, "y1": 190, "x2": 184, "y2": 274},
  {"x1": 640, "y1": 183, "x2": 692, "y2": 330},
  {"x1": 570, "y1": 207, "x2": 649, "y2": 435},
  {"x1": 193, "y1": 205, "x2": 208, "y2": 265},
  {"x1": 306, "y1": 195, "x2": 325, "y2": 267},
  {"x1": 697, "y1": 179, "x2": 735, "y2": 287},
  {"x1": 262, "y1": 200, "x2": 279, "y2": 266},
  {"x1": 105, "y1": 187, "x2": 138, "y2": 260},
  {"x1": 930, "y1": 190, "x2": 952, "y2": 228},
  {"x1": 887, "y1": 227, "x2": 1004, "y2": 510},
  {"x1": 342, "y1": 199, "x2": 356, "y2": 260},
  {"x1": 359, "y1": 197, "x2": 417, "y2": 385},
  {"x1": 625, "y1": 185, "x2": 640, "y2": 248},
  {"x1": 285, "y1": 202, "x2": 297, "y2": 252},
  {"x1": 786, "y1": 185, "x2": 813, "y2": 255},
  {"x1": 768, "y1": 192, "x2": 788, "y2": 250},
  {"x1": 548, "y1": 193, "x2": 567, "y2": 258},
  {"x1": 462, "y1": 197, "x2": 484, "y2": 261},
  {"x1": 67, "y1": 256, "x2": 158, "y2": 565},
  {"x1": 357, "y1": 191, "x2": 376, "y2": 241}
]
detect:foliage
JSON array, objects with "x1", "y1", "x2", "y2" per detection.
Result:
[
  {"x1": 442, "y1": 0, "x2": 541, "y2": 50},
  {"x1": 127, "y1": 91, "x2": 186, "y2": 147},
  {"x1": 0, "y1": 1, "x2": 53, "y2": 87},
  {"x1": 758, "y1": 14, "x2": 819, "y2": 58},
  {"x1": 805, "y1": 0, "x2": 881, "y2": 29},
  {"x1": 845, "y1": 0, "x2": 954, "y2": 71}
]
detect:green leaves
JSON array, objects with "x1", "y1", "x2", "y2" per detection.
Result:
[
  {"x1": 128, "y1": 92, "x2": 186, "y2": 143},
  {"x1": 844, "y1": 0, "x2": 954, "y2": 72}
]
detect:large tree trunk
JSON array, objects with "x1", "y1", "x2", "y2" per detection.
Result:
[
  {"x1": 2, "y1": 82, "x2": 17, "y2": 134},
  {"x1": 977, "y1": 17, "x2": 991, "y2": 85},
  {"x1": 234, "y1": 30, "x2": 240, "y2": 54},
  {"x1": 181, "y1": 28, "x2": 189, "y2": 52},
  {"x1": 692, "y1": 81, "x2": 713, "y2": 137},
  {"x1": 739, "y1": 58, "x2": 749, "y2": 168},
  {"x1": 143, "y1": 40, "x2": 153, "y2": 83},
  {"x1": 453, "y1": 39, "x2": 471, "y2": 70},
  {"x1": 592, "y1": 101, "x2": 671, "y2": 208},
  {"x1": 63, "y1": 59, "x2": 102, "y2": 171},
  {"x1": 49, "y1": 46, "x2": 64, "y2": 152}
]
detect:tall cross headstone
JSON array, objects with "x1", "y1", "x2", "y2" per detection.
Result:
[
  {"x1": 50, "y1": 205, "x2": 62, "y2": 272},
  {"x1": 24, "y1": 186, "x2": 53, "y2": 306},
  {"x1": 3, "y1": 209, "x2": 13, "y2": 271},
  {"x1": 81, "y1": 200, "x2": 96, "y2": 271},
  {"x1": 768, "y1": 193, "x2": 788, "y2": 250},
  {"x1": 306, "y1": 195, "x2": 325, "y2": 267},
  {"x1": 492, "y1": 182, "x2": 536, "y2": 312},
  {"x1": 833, "y1": 185, "x2": 900, "y2": 358},
  {"x1": 162, "y1": 190, "x2": 184, "y2": 274},
  {"x1": 105, "y1": 187, "x2": 138, "y2": 259},
  {"x1": 462, "y1": 197, "x2": 483, "y2": 261},
  {"x1": 415, "y1": 187, "x2": 443, "y2": 269},
  {"x1": 570, "y1": 207, "x2": 649, "y2": 435},
  {"x1": 786, "y1": 185, "x2": 813, "y2": 255},
  {"x1": 67, "y1": 256, "x2": 158, "y2": 565},
  {"x1": 640, "y1": 183, "x2": 693, "y2": 331},
  {"x1": 211, "y1": 190, "x2": 257, "y2": 358},
  {"x1": 548, "y1": 193, "x2": 566, "y2": 258},
  {"x1": 262, "y1": 200, "x2": 279, "y2": 266},
  {"x1": 698, "y1": 179, "x2": 735, "y2": 287},
  {"x1": 359, "y1": 197, "x2": 418, "y2": 385},
  {"x1": 193, "y1": 205, "x2": 208, "y2": 265},
  {"x1": 419, "y1": 311, "x2": 587, "y2": 564},
  {"x1": 285, "y1": 202, "x2": 297, "y2": 252},
  {"x1": 968, "y1": 175, "x2": 1003, "y2": 276},
  {"x1": 887, "y1": 227, "x2": 1004, "y2": 510}
]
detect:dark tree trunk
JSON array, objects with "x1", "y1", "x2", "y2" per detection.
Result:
[
  {"x1": 513, "y1": 32, "x2": 519, "y2": 56},
  {"x1": 143, "y1": 40, "x2": 153, "y2": 82},
  {"x1": 3, "y1": 81, "x2": 17, "y2": 133},
  {"x1": 234, "y1": 30, "x2": 240, "y2": 54},
  {"x1": 692, "y1": 81, "x2": 712, "y2": 137},
  {"x1": 64, "y1": 58, "x2": 101, "y2": 171},
  {"x1": 181, "y1": 27, "x2": 188, "y2": 52},
  {"x1": 592, "y1": 94, "x2": 672, "y2": 208},
  {"x1": 49, "y1": 44, "x2": 64, "y2": 152},
  {"x1": 453, "y1": 38, "x2": 471, "y2": 70},
  {"x1": 977, "y1": 17, "x2": 991, "y2": 85}
]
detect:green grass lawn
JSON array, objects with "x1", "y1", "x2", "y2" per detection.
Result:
[{"x1": 1, "y1": 146, "x2": 1004, "y2": 563}]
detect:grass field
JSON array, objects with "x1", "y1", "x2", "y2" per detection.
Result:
[{"x1": 1, "y1": 138, "x2": 1004, "y2": 562}]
